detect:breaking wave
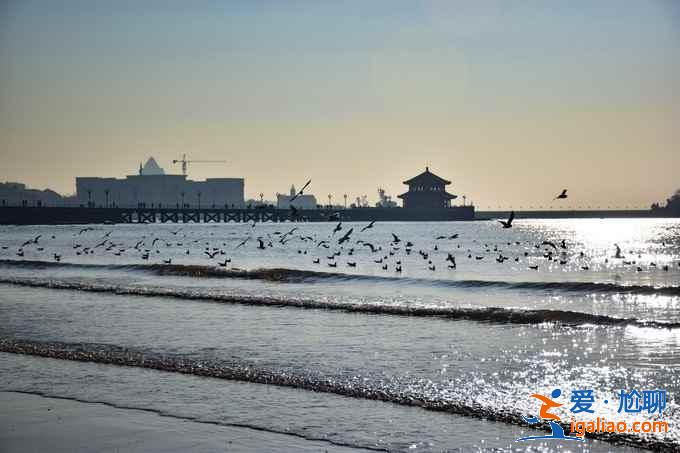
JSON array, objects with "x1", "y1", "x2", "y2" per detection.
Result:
[
  {"x1": 1, "y1": 276, "x2": 678, "y2": 329},
  {"x1": 1, "y1": 259, "x2": 679, "y2": 296}
]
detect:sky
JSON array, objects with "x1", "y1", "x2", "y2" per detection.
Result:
[{"x1": 1, "y1": 0, "x2": 679, "y2": 209}]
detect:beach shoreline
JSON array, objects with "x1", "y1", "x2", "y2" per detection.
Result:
[{"x1": 0, "y1": 391, "x2": 374, "y2": 453}]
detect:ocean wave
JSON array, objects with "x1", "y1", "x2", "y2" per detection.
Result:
[
  {"x1": 1, "y1": 259, "x2": 679, "y2": 296},
  {"x1": 0, "y1": 338, "x2": 675, "y2": 452},
  {"x1": 1, "y1": 276, "x2": 678, "y2": 329}
]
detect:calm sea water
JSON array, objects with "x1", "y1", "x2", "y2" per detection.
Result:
[{"x1": 0, "y1": 219, "x2": 678, "y2": 451}]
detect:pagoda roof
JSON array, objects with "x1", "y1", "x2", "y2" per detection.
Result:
[
  {"x1": 403, "y1": 167, "x2": 451, "y2": 185},
  {"x1": 398, "y1": 191, "x2": 457, "y2": 200}
]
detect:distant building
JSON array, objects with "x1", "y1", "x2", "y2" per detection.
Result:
[
  {"x1": 277, "y1": 185, "x2": 317, "y2": 209},
  {"x1": 398, "y1": 167, "x2": 457, "y2": 209},
  {"x1": 376, "y1": 188, "x2": 397, "y2": 208},
  {"x1": 0, "y1": 182, "x2": 65, "y2": 207},
  {"x1": 75, "y1": 157, "x2": 244, "y2": 208}
]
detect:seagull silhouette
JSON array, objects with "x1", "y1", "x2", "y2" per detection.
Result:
[
  {"x1": 290, "y1": 180, "x2": 312, "y2": 202},
  {"x1": 499, "y1": 211, "x2": 515, "y2": 228},
  {"x1": 338, "y1": 228, "x2": 353, "y2": 245},
  {"x1": 554, "y1": 189, "x2": 568, "y2": 200},
  {"x1": 360, "y1": 221, "x2": 375, "y2": 232}
]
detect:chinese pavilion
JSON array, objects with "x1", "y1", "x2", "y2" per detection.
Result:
[{"x1": 398, "y1": 167, "x2": 457, "y2": 209}]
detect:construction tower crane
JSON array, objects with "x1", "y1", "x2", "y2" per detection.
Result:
[{"x1": 172, "y1": 154, "x2": 227, "y2": 176}]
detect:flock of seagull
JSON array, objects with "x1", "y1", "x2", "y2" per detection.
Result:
[
  {"x1": 1, "y1": 187, "x2": 677, "y2": 274},
  {"x1": 1, "y1": 214, "x2": 677, "y2": 276}
]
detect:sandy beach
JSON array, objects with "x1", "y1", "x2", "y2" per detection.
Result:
[{"x1": 0, "y1": 391, "x2": 374, "y2": 453}]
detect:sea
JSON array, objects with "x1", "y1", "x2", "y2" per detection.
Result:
[{"x1": 0, "y1": 218, "x2": 678, "y2": 452}]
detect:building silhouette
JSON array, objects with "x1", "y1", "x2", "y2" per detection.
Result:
[
  {"x1": 398, "y1": 167, "x2": 457, "y2": 209},
  {"x1": 277, "y1": 184, "x2": 318, "y2": 209},
  {"x1": 0, "y1": 182, "x2": 65, "y2": 207},
  {"x1": 75, "y1": 157, "x2": 244, "y2": 208}
]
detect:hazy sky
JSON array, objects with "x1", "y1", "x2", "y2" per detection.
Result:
[{"x1": 1, "y1": 0, "x2": 678, "y2": 208}]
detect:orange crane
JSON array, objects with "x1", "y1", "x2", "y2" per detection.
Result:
[{"x1": 172, "y1": 154, "x2": 227, "y2": 176}]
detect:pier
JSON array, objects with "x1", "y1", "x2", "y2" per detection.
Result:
[{"x1": 0, "y1": 205, "x2": 475, "y2": 225}]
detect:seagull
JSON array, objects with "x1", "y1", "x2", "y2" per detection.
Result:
[
  {"x1": 332, "y1": 222, "x2": 342, "y2": 235},
  {"x1": 499, "y1": 211, "x2": 515, "y2": 229},
  {"x1": 554, "y1": 189, "x2": 568, "y2": 200},
  {"x1": 290, "y1": 179, "x2": 312, "y2": 202},
  {"x1": 360, "y1": 221, "x2": 375, "y2": 232},
  {"x1": 235, "y1": 238, "x2": 250, "y2": 249},
  {"x1": 338, "y1": 228, "x2": 353, "y2": 245},
  {"x1": 363, "y1": 242, "x2": 377, "y2": 253},
  {"x1": 541, "y1": 241, "x2": 557, "y2": 250},
  {"x1": 614, "y1": 243, "x2": 623, "y2": 259},
  {"x1": 289, "y1": 205, "x2": 299, "y2": 220},
  {"x1": 94, "y1": 240, "x2": 108, "y2": 249},
  {"x1": 391, "y1": 233, "x2": 401, "y2": 244},
  {"x1": 257, "y1": 239, "x2": 266, "y2": 250}
]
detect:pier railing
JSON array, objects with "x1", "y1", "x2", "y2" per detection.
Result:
[{"x1": 0, "y1": 205, "x2": 476, "y2": 225}]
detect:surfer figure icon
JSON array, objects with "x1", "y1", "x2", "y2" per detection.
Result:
[{"x1": 516, "y1": 389, "x2": 585, "y2": 442}]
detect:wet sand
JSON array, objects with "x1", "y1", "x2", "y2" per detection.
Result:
[{"x1": 0, "y1": 391, "x2": 374, "y2": 453}]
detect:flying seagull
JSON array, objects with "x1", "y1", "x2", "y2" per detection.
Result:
[
  {"x1": 338, "y1": 228, "x2": 354, "y2": 245},
  {"x1": 360, "y1": 221, "x2": 375, "y2": 232},
  {"x1": 499, "y1": 211, "x2": 515, "y2": 229},
  {"x1": 290, "y1": 180, "x2": 312, "y2": 202},
  {"x1": 554, "y1": 189, "x2": 568, "y2": 200}
]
